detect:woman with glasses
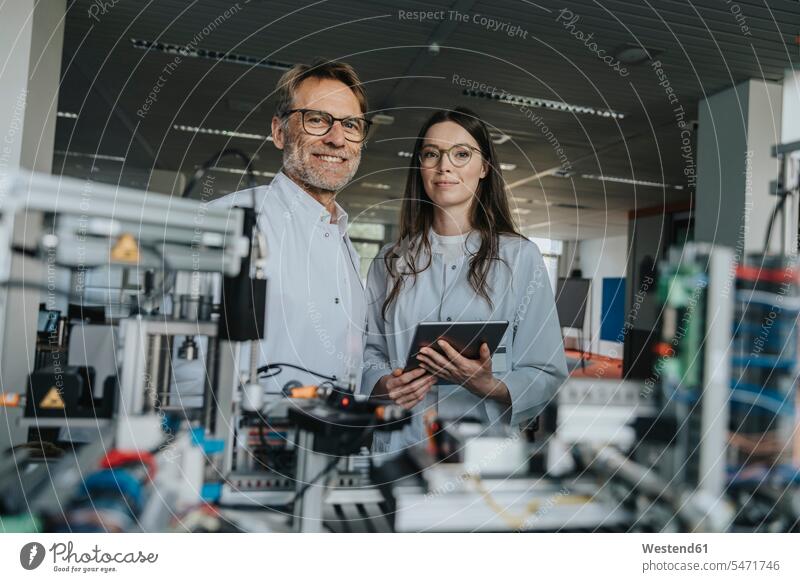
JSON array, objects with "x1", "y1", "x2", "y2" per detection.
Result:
[{"x1": 362, "y1": 107, "x2": 567, "y2": 453}]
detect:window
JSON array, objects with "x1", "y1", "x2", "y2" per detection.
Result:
[
  {"x1": 349, "y1": 229, "x2": 564, "y2": 290},
  {"x1": 528, "y1": 237, "x2": 563, "y2": 293},
  {"x1": 348, "y1": 222, "x2": 386, "y2": 281},
  {"x1": 348, "y1": 223, "x2": 385, "y2": 241}
]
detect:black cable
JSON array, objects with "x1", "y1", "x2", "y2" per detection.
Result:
[
  {"x1": 260, "y1": 367, "x2": 282, "y2": 380},
  {"x1": 292, "y1": 455, "x2": 341, "y2": 502},
  {"x1": 181, "y1": 148, "x2": 258, "y2": 201},
  {"x1": 215, "y1": 425, "x2": 376, "y2": 512},
  {"x1": 11, "y1": 244, "x2": 38, "y2": 259},
  {"x1": 763, "y1": 190, "x2": 790, "y2": 253},
  {"x1": 290, "y1": 425, "x2": 375, "y2": 506},
  {"x1": 258, "y1": 362, "x2": 337, "y2": 382}
]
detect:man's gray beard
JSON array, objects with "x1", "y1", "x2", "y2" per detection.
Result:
[{"x1": 282, "y1": 139, "x2": 360, "y2": 193}]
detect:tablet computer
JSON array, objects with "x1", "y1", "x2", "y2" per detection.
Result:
[{"x1": 404, "y1": 320, "x2": 509, "y2": 372}]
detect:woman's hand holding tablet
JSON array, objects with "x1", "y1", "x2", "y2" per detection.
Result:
[
  {"x1": 404, "y1": 321, "x2": 508, "y2": 371},
  {"x1": 404, "y1": 320, "x2": 511, "y2": 404},
  {"x1": 373, "y1": 367, "x2": 438, "y2": 410},
  {"x1": 418, "y1": 341, "x2": 511, "y2": 405}
]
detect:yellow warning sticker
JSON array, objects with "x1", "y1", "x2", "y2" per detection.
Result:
[
  {"x1": 111, "y1": 233, "x2": 140, "y2": 263},
  {"x1": 39, "y1": 387, "x2": 65, "y2": 409}
]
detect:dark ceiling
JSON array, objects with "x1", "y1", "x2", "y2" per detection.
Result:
[{"x1": 55, "y1": 0, "x2": 800, "y2": 239}]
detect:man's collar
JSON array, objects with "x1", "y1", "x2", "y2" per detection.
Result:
[{"x1": 273, "y1": 172, "x2": 350, "y2": 236}]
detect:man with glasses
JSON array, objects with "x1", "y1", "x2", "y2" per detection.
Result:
[{"x1": 173, "y1": 60, "x2": 371, "y2": 402}]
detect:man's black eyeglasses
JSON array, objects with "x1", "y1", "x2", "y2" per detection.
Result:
[{"x1": 282, "y1": 109, "x2": 371, "y2": 143}]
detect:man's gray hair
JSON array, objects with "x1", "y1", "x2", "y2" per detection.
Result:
[{"x1": 274, "y1": 58, "x2": 368, "y2": 119}]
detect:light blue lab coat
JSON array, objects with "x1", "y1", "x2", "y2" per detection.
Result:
[{"x1": 362, "y1": 231, "x2": 568, "y2": 453}]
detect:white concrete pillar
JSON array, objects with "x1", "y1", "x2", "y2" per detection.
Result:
[
  {"x1": 0, "y1": 0, "x2": 65, "y2": 177},
  {"x1": 695, "y1": 79, "x2": 783, "y2": 255},
  {"x1": 781, "y1": 68, "x2": 800, "y2": 144},
  {"x1": 779, "y1": 68, "x2": 800, "y2": 254},
  {"x1": 0, "y1": 0, "x2": 65, "y2": 451}
]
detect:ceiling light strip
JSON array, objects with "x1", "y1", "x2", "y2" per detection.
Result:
[
  {"x1": 581, "y1": 173, "x2": 683, "y2": 189},
  {"x1": 206, "y1": 166, "x2": 276, "y2": 178},
  {"x1": 55, "y1": 150, "x2": 126, "y2": 162},
  {"x1": 361, "y1": 182, "x2": 391, "y2": 190},
  {"x1": 131, "y1": 39, "x2": 293, "y2": 72},
  {"x1": 173, "y1": 124, "x2": 271, "y2": 141},
  {"x1": 464, "y1": 89, "x2": 625, "y2": 119}
]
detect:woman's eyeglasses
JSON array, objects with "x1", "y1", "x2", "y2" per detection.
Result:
[
  {"x1": 418, "y1": 144, "x2": 482, "y2": 168},
  {"x1": 282, "y1": 109, "x2": 371, "y2": 143}
]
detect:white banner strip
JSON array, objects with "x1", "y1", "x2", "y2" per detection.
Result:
[{"x1": 1, "y1": 533, "x2": 799, "y2": 580}]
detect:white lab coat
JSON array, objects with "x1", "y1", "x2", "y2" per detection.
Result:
[
  {"x1": 362, "y1": 231, "x2": 567, "y2": 453},
  {"x1": 172, "y1": 172, "x2": 367, "y2": 403}
]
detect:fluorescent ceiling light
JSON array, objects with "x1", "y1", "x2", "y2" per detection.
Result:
[
  {"x1": 499, "y1": 162, "x2": 516, "y2": 171},
  {"x1": 492, "y1": 133, "x2": 511, "y2": 145},
  {"x1": 361, "y1": 182, "x2": 391, "y2": 190},
  {"x1": 615, "y1": 44, "x2": 661, "y2": 66},
  {"x1": 464, "y1": 89, "x2": 625, "y2": 119},
  {"x1": 512, "y1": 195, "x2": 550, "y2": 206},
  {"x1": 581, "y1": 173, "x2": 683, "y2": 189},
  {"x1": 57, "y1": 111, "x2": 78, "y2": 119},
  {"x1": 513, "y1": 208, "x2": 532, "y2": 215},
  {"x1": 371, "y1": 113, "x2": 394, "y2": 126},
  {"x1": 131, "y1": 39, "x2": 293, "y2": 71},
  {"x1": 397, "y1": 151, "x2": 413, "y2": 158},
  {"x1": 55, "y1": 150, "x2": 126, "y2": 162},
  {"x1": 173, "y1": 124, "x2": 271, "y2": 141},
  {"x1": 206, "y1": 166, "x2": 276, "y2": 178}
]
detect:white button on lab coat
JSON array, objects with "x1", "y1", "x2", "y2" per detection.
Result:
[{"x1": 362, "y1": 231, "x2": 567, "y2": 453}]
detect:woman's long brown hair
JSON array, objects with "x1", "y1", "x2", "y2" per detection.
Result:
[{"x1": 381, "y1": 107, "x2": 521, "y2": 319}]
